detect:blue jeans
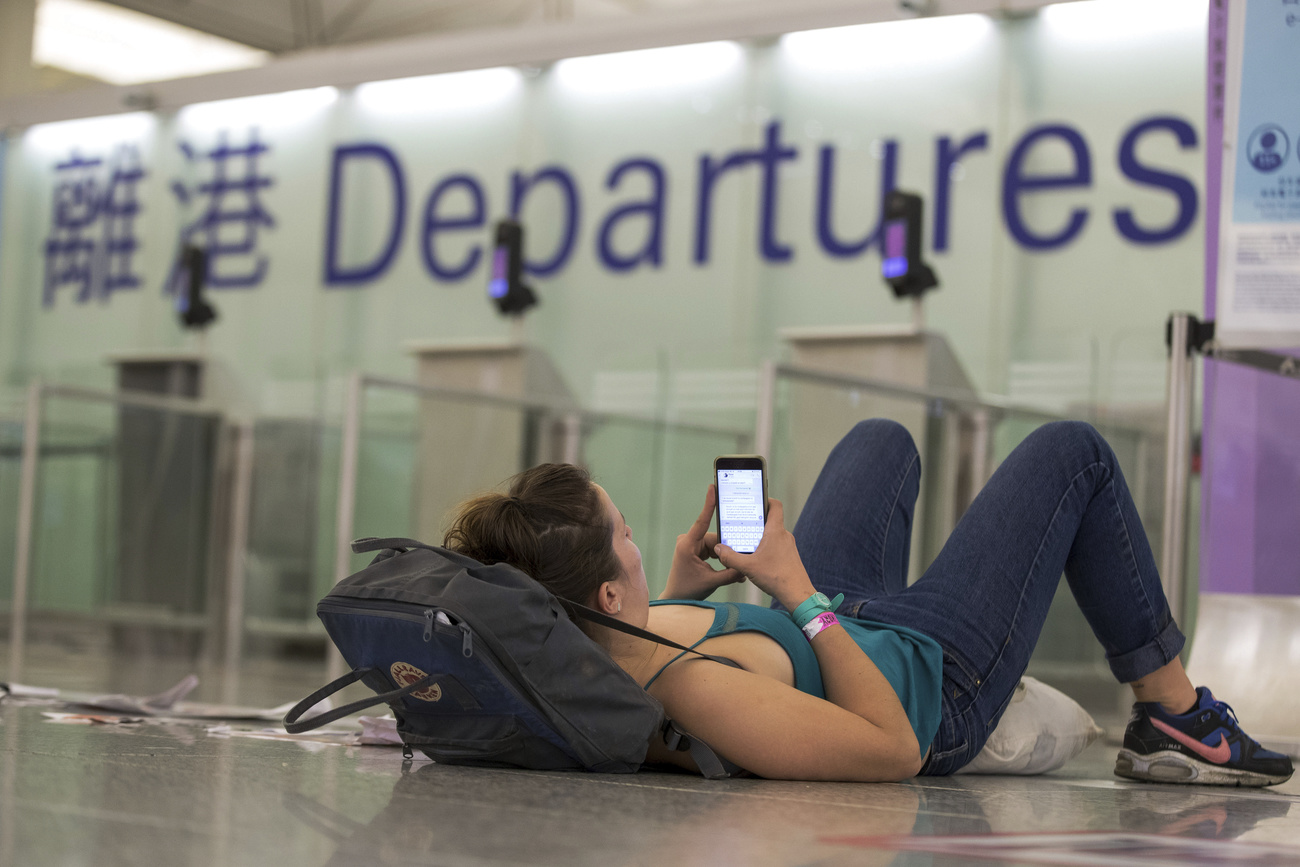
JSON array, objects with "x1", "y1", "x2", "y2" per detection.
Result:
[{"x1": 791, "y1": 419, "x2": 1185, "y2": 775}]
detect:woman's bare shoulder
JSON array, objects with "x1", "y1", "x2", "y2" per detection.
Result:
[{"x1": 646, "y1": 601, "x2": 717, "y2": 641}]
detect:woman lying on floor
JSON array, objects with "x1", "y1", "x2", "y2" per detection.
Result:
[{"x1": 444, "y1": 420, "x2": 1293, "y2": 786}]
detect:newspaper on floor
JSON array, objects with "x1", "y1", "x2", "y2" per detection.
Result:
[{"x1": 5, "y1": 674, "x2": 331, "y2": 722}]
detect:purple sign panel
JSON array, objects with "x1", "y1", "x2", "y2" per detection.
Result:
[{"x1": 1201, "y1": 0, "x2": 1300, "y2": 596}]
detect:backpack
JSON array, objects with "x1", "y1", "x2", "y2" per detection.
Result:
[{"x1": 283, "y1": 537, "x2": 739, "y2": 778}]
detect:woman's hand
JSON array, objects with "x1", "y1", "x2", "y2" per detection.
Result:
[
  {"x1": 660, "y1": 485, "x2": 744, "y2": 600},
  {"x1": 712, "y1": 498, "x2": 816, "y2": 611}
]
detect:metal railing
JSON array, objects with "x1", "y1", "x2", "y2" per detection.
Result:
[{"x1": 3, "y1": 363, "x2": 1167, "y2": 703}]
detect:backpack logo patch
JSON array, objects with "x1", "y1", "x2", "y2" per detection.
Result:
[{"x1": 390, "y1": 661, "x2": 443, "y2": 702}]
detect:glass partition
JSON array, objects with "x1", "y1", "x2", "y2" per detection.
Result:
[
  {"x1": 0, "y1": 369, "x2": 1165, "y2": 717},
  {"x1": 583, "y1": 415, "x2": 751, "y2": 597},
  {"x1": 2, "y1": 386, "x2": 224, "y2": 693},
  {"x1": 341, "y1": 378, "x2": 751, "y2": 601},
  {"x1": 0, "y1": 415, "x2": 22, "y2": 613}
]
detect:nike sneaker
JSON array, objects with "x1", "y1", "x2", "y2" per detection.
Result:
[{"x1": 1115, "y1": 687, "x2": 1294, "y2": 787}]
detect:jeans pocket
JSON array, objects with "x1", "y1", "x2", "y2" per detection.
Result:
[
  {"x1": 921, "y1": 706, "x2": 971, "y2": 776},
  {"x1": 940, "y1": 649, "x2": 983, "y2": 713}
]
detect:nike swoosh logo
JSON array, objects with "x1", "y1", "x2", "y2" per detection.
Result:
[{"x1": 1152, "y1": 718, "x2": 1233, "y2": 764}]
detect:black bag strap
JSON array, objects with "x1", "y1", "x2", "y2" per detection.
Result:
[
  {"x1": 351, "y1": 536, "x2": 436, "y2": 554},
  {"x1": 283, "y1": 666, "x2": 440, "y2": 734},
  {"x1": 660, "y1": 721, "x2": 744, "y2": 779},
  {"x1": 558, "y1": 599, "x2": 743, "y2": 670}
]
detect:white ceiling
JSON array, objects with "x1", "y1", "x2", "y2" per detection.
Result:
[
  {"x1": 7, "y1": 0, "x2": 1067, "y2": 128},
  {"x1": 100, "y1": 0, "x2": 754, "y2": 54}
]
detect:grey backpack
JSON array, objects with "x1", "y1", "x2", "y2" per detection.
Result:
[{"x1": 284, "y1": 537, "x2": 739, "y2": 778}]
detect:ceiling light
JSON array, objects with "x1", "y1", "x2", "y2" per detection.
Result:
[
  {"x1": 178, "y1": 87, "x2": 339, "y2": 130},
  {"x1": 554, "y1": 42, "x2": 744, "y2": 95},
  {"x1": 781, "y1": 15, "x2": 995, "y2": 73},
  {"x1": 23, "y1": 112, "x2": 157, "y2": 157},
  {"x1": 33, "y1": 0, "x2": 268, "y2": 86},
  {"x1": 1039, "y1": 0, "x2": 1208, "y2": 44},
  {"x1": 354, "y1": 68, "x2": 523, "y2": 115}
]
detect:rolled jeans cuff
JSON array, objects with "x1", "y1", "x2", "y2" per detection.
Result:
[{"x1": 1105, "y1": 618, "x2": 1186, "y2": 683}]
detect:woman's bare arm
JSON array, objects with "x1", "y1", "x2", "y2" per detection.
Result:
[
  {"x1": 644, "y1": 499, "x2": 924, "y2": 781},
  {"x1": 648, "y1": 657, "x2": 924, "y2": 781}
]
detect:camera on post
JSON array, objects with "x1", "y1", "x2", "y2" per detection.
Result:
[
  {"x1": 488, "y1": 219, "x2": 538, "y2": 317},
  {"x1": 176, "y1": 244, "x2": 217, "y2": 329},
  {"x1": 881, "y1": 190, "x2": 938, "y2": 299}
]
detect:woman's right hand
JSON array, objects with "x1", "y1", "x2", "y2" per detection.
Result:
[{"x1": 713, "y1": 498, "x2": 817, "y2": 611}]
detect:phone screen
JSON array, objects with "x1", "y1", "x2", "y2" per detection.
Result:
[{"x1": 716, "y1": 467, "x2": 765, "y2": 553}]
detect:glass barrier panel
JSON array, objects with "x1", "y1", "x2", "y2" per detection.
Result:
[
  {"x1": 583, "y1": 415, "x2": 749, "y2": 599},
  {"x1": 10, "y1": 391, "x2": 222, "y2": 693},
  {"x1": 242, "y1": 417, "x2": 329, "y2": 640},
  {"x1": 0, "y1": 415, "x2": 22, "y2": 617}
]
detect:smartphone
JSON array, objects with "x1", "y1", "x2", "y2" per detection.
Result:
[{"x1": 714, "y1": 455, "x2": 768, "y2": 554}]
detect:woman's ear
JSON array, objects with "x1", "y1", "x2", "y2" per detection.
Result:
[{"x1": 596, "y1": 580, "x2": 622, "y2": 616}]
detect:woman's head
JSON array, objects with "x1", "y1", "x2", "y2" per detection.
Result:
[{"x1": 443, "y1": 464, "x2": 646, "y2": 621}]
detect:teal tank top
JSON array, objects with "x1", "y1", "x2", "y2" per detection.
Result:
[{"x1": 646, "y1": 600, "x2": 943, "y2": 752}]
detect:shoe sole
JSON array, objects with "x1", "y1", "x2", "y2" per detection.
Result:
[{"x1": 1115, "y1": 749, "x2": 1292, "y2": 787}]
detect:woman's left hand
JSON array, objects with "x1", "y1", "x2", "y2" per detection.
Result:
[{"x1": 660, "y1": 485, "x2": 744, "y2": 600}]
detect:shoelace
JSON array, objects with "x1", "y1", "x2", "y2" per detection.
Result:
[{"x1": 1204, "y1": 698, "x2": 1239, "y2": 727}]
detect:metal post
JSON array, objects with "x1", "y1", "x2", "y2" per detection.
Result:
[
  {"x1": 969, "y1": 408, "x2": 992, "y2": 499},
  {"x1": 747, "y1": 361, "x2": 779, "y2": 606},
  {"x1": 202, "y1": 415, "x2": 235, "y2": 674},
  {"x1": 754, "y1": 360, "x2": 777, "y2": 461},
  {"x1": 561, "y1": 412, "x2": 582, "y2": 466},
  {"x1": 8, "y1": 382, "x2": 42, "y2": 683},
  {"x1": 221, "y1": 422, "x2": 256, "y2": 698},
  {"x1": 1161, "y1": 313, "x2": 1196, "y2": 631},
  {"x1": 327, "y1": 372, "x2": 365, "y2": 680}
]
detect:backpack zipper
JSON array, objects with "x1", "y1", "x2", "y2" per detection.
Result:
[{"x1": 319, "y1": 598, "x2": 474, "y2": 657}]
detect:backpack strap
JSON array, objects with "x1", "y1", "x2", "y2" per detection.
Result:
[
  {"x1": 351, "y1": 537, "x2": 436, "y2": 554},
  {"x1": 283, "y1": 666, "x2": 440, "y2": 734},
  {"x1": 659, "y1": 721, "x2": 745, "y2": 780},
  {"x1": 560, "y1": 599, "x2": 742, "y2": 670}
]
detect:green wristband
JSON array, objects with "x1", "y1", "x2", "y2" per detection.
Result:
[{"x1": 790, "y1": 592, "x2": 844, "y2": 629}]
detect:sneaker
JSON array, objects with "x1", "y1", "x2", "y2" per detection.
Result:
[{"x1": 1115, "y1": 687, "x2": 1294, "y2": 787}]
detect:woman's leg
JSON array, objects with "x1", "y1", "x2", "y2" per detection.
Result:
[
  {"x1": 858, "y1": 421, "x2": 1185, "y2": 772},
  {"x1": 790, "y1": 419, "x2": 921, "y2": 612}
]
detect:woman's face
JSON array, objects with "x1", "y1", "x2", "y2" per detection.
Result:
[{"x1": 595, "y1": 485, "x2": 649, "y2": 621}]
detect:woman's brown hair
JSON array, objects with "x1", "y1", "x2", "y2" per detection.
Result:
[{"x1": 443, "y1": 463, "x2": 622, "y2": 609}]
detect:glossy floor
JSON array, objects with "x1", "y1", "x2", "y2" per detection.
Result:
[{"x1": 2, "y1": 681, "x2": 1298, "y2": 867}]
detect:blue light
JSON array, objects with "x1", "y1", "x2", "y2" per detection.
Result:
[
  {"x1": 882, "y1": 256, "x2": 908, "y2": 279},
  {"x1": 488, "y1": 277, "x2": 508, "y2": 299}
]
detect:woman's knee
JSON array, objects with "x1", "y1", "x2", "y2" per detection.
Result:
[
  {"x1": 1024, "y1": 420, "x2": 1110, "y2": 462},
  {"x1": 839, "y1": 418, "x2": 918, "y2": 460}
]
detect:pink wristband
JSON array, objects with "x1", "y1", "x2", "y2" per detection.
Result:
[{"x1": 801, "y1": 611, "x2": 839, "y2": 641}]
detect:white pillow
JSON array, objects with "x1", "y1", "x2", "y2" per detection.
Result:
[{"x1": 955, "y1": 676, "x2": 1104, "y2": 775}]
